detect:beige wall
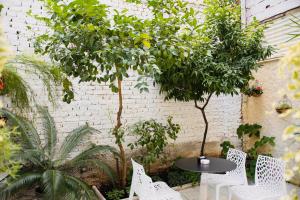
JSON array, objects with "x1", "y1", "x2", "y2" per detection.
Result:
[
  {"x1": 242, "y1": 4, "x2": 300, "y2": 157},
  {"x1": 242, "y1": 60, "x2": 292, "y2": 157}
]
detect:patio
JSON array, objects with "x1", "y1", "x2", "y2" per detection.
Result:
[{"x1": 0, "y1": 0, "x2": 300, "y2": 200}]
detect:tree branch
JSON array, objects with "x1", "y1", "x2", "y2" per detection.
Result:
[{"x1": 194, "y1": 93, "x2": 213, "y2": 110}]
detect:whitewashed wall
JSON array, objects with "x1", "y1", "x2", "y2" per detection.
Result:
[
  {"x1": 0, "y1": 0, "x2": 240, "y2": 156},
  {"x1": 242, "y1": 1, "x2": 300, "y2": 157}
]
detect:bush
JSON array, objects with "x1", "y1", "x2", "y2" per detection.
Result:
[{"x1": 220, "y1": 123, "x2": 275, "y2": 180}]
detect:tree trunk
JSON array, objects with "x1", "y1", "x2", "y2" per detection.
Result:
[
  {"x1": 200, "y1": 108, "x2": 208, "y2": 156},
  {"x1": 113, "y1": 78, "x2": 127, "y2": 188},
  {"x1": 194, "y1": 93, "x2": 213, "y2": 156}
]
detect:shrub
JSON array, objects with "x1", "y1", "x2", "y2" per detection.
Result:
[
  {"x1": 0, "y1": 107, "x2": 119, "y2": 199},
  {"x1": 128, "y1": 117, "x2": 180, "y2": 172}
]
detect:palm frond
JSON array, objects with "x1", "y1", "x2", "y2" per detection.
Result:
[
  {"x1": 64, "y1": 174, "x2": 98, "y2": 200},
  {"x1": 66, "y1": 145, "x2": 119, "y2": 165},
  {"x1": 42, "y1": 170, "x2": 66, "y2": 200},
  {"x1": 0, "y1": 173, "x2": 42, "y2": 200},
  {"x1": 67, "y1": 158, "x2": 116, "y2": 182},
  {"x1": 13, "y1": 149, "x2": 45, "y2": 167},
  {"x1": 57, "y1": 123, "x2": 100, "y2": 161},
  {"x1": 7, "y1": 54, "x2": 59, "y2": 106},
  {"x1": 0, "y1": 108, "x2": 42, "y2": 150},
  {"x1": 37, "y1": 106, "x2": 57, "y2": 158}
]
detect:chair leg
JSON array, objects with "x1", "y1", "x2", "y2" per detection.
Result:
[
  {"x1": 129, "y1": 186, "x2": 134, "y2": 200},
  {"x1": 215, "y1": 185, "x2": 224, "y2": 200},
  {"x1": 228, "y1": 188, "x2": 232, "y2": 200}
]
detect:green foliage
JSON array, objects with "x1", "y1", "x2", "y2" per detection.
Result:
[
  {"x1": 128, "y1": 117, "x2": 180, "y2": 170},
  {"x1": 2, "y1": 55, "x2": 62, "y2": 111},
  {"x1": 220, "y1": 124, "x2": 275, "y2": 180},
  {"x1": 0, "y1": 107, "x2": 119, "y2": 200},
  {"x1": 0, "y1": 68, "x2": 30, "y2": 109},
  {"x1": 236, "y1": 123, "x2": 262, "y2": 139},
  {"x1": 220, "y1": 140, "x2": 234, "y2": 158},
  {"x1": 106, "y1": 188, "x2": 125, "y2": 200},
  {"x1": 0, "y1": 126, "x2": 20, "y2": 177},
  {"x1": 167, "y1": 169, "x2": 200, "y2": 187},
  {"x1": 154, "y1": 0, "x2": 273, "y2": 102},
  {"x1": 32, "y1": 0, "x2": 158, "y2": 101},
  {"x1": 151, "y1": 0, "x2": 273, "y2": 155}
]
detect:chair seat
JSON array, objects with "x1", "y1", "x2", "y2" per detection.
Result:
[
  {"x1": 153, "y1": 182, "x2": 182, "y2": 200},
  {"x1": 230, "y1": 185, "x2": 283, "y2": 200},
  {"x1": 207, "y1": 174, "x2": 244, "y2": 186}
]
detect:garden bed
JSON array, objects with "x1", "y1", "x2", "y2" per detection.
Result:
[{"x1": 98, "y1": 165, "x2": 200, "y2": 200}]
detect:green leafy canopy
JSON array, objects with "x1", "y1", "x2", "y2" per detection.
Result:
[
  {"x1": 155, "y1": 0, "x2": 274, "y2": 102},
  {"x1": 33, "y1": 0, "x2": 160, "y2": 102}
]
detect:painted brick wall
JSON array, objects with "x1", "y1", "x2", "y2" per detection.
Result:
[{"x1": 0, "y1": 0, "x2": 241, "y2": 156}]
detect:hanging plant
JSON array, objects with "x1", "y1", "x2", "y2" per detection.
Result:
[
  {"x1": 0, "y1": 68, "x2": 30, "y2": 108},
  {"x1": 275, "y1": 95, "x2": 292, "y2": 114},
  {"x1": 242, "y1": 80, "x2": 263, "y2": 97}
]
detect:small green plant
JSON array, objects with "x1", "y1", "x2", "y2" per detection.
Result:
[
  {"x1": 167, "y1": 169, "x2": 199, "y2": 187},
  {"x1": 0, "y1": 125, "x2": 20, "y2": 177},
  {"x1": 106, "y1": 189, "x2": 125, "y2": 200},
  {"x1": 275, "y1": 95, "x2": 292, "y2": 114},
  {"x1": 128, "y1": 117, "x2": 180, "y2": 172},
  {"x1": 0, "y1": 107, "x2": 119, "y2": 200},
  {"x1": 220, "y1": 124, "x2": 275, "y2": 180},
  {"x1": 220, "y1": 141, "x2": 235, "y2": 158}
]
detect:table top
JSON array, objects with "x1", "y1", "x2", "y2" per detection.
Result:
[{"x1": 175, "y1": 157, "x2": 237, "y2": 174}]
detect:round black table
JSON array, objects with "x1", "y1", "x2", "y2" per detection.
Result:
[
  {"x1": 175, "y1": 157, "x2": 237, "y2": 174},
  {"x1": 175, "y1": 157, "x2": 237, "y2": 200}
]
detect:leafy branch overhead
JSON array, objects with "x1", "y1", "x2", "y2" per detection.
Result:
[{"x1": 32, "y1": 0, "x2": 159, "y2": 101}]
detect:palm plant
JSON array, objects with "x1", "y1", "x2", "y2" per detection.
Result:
[{"x1": 0, "y1": 107, "x2": 119, "y2": 200}]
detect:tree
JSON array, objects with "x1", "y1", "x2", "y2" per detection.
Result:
[
  {"x1": 0, "y1": 107, "x2": 118, "y2": 200},
  {"x1": 154, "y1": 0, "x2": 273, "y2": 155},
  {"x1": 33, "y1": 0, "x2": 197, "y2": 187}
]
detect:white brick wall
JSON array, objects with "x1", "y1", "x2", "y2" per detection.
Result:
[{"x1": 0, "y1": 0, "x2": 241, "y2": 154}]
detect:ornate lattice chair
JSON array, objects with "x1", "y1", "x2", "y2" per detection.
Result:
[
  {"x1": 129, "y1": 159, "x2": 183, "y2": 200},
  {"x1": 206, "y1": 148, "x2": 247, "y2": 200},
  {"x1": 229, "y1": 155, "x2": 287, "y2": 200}
]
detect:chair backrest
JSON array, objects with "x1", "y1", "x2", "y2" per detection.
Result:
[
  {"x1": 131, "y1": 159, "x2": 157, "y2": 200},
  {"x1": 255, "y1": 155, "x2": 287, "y2": 195},
  {"x1": 226, "y1": 148, "x2": 248, "y2": 184}
]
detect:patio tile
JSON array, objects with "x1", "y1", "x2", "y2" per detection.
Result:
[{"x1": 179, "y1": 183, "x2": 300, "y2": 200}]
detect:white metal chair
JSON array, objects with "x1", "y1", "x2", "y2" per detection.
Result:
[
  {"x1": 206, "y1": 148, "x2": 247, "y2": 200},
  {"x1": 229, "y1": 155, "x2": 287, "y2": 200},
  {"x1": 129, "y1": 159, "x2": 183, "y2": 200}
]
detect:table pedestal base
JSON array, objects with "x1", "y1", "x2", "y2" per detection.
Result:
[{"x1": 199, "y1": 173, "x2": 208, "y2": 200}]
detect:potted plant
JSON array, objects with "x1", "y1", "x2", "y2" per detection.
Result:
[
  {"x1": 275, "y1": 95, "x2": 292, "y2": 114},
  {"x1": 243, "y1": 80, "x2": 263, "y2": 97}
]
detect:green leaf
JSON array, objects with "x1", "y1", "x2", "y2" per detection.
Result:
[
  {"x1": 37, "y1": 106, "x2": 57, "y2": 158},
  {"x1": 57, "y1": 124, "x2": 100, "y2": 161}
]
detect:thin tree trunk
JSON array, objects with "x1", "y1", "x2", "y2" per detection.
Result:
[
  {"x1": 194, "y1": 93, "x2": 213, "y2": 156},
  {"x1": 113, "y1": 78, "x2": 127, "y2": 188},
  {"x1": 200, "y1": 108, "x2": 208, "y2": 156}
]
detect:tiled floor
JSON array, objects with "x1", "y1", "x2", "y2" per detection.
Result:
[{"x1": 179, "y1": 183, "x2": 300, "y2": 200}]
